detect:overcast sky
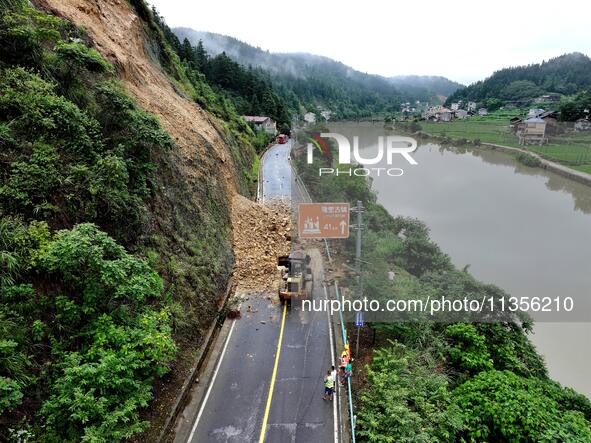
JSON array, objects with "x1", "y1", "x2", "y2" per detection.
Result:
[{"x1": 148, "y1": 0, "x2": 591, "y2": 85}]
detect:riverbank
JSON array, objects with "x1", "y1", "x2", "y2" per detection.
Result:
[
  {"x1": 293, "y1": 123, "x2": 591, "y2": 441},
  {"x1": 334, "y1": 120, "x2": 591, "y2": 394},
  {"x1": 334, "y1": 118, "x2": 591, "y2": 186},
  {"x1": 409, "y1": 127, "x2": 591, "y2": 187}
]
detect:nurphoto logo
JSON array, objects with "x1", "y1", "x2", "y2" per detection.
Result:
[{"x1": 306, "y1": 132, "x2": 418, "y2": 177}]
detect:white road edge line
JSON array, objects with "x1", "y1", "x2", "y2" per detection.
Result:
[
  {"x1": 186, "y1": 318, "x2": 237, "y2": 443},
  {"x1": 324, "y1": 284, "x2": 339, "y2": 443}
]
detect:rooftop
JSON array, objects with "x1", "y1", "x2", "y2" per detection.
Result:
[{"x1": 243, "y1": 116, "x2": 272, "y2": 123}]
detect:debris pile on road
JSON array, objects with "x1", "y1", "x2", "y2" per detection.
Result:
[{"x1": 231, "y1": 195, "x2": 292, "y2": 291}]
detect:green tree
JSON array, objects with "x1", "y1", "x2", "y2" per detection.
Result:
[
  {"x1": 357, "y1": 343, "x2": 462, "y2": 443},
  {"x1": 400, "y1": 235, "x2": 452, "y2": 276},
  {"x1": 38, "y1": 224, "x2": 175, "y2": 441},
  {"x1": 180, "y1": 37, "x2": 193, "y2": 64},
  {"x1": 499, "y1": 80, "x2": 543, "y2": 100},
  {"x1": 445, "y1": 324, "x2": 493, "y2": 375},
  {"x1": 560, "y1": 90, "x2": 591, "y2": 121},
  {"x1": 194, "y1": 39, "x2": 208, "y2": 71},
  {"x1": 452, "y1": 370, "x2": 591, "y2": 442}
]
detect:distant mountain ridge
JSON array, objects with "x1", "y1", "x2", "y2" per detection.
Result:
[
  {"x1": 174, "y1": 28, "x2": 462, "y2": 106},
  {"x1": 446, "y1": 52, "x2": 591, "y2": 106},
  {"x1": 389, "y1": 75, "x2": 464, "y2": 99}
]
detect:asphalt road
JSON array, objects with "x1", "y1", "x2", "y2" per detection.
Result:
[
  {"x1": 261, "y1": 141, "x2": 294, "y2": 203},
  {"x1": 174, "y1": 141, "x2": 336, "y2": 443}
]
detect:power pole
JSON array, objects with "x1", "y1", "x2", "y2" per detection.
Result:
[{"x1": 350, "y1": 200, "x2": 364, "y2": 358}]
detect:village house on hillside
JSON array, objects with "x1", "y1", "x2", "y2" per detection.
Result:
[
  {"x1": 424, "y1": 106, "x2": 453, "y2": 122},
  {"x1": 518, "y1": 117, "x2": 547, "y2": 145},
  {"x1": 534, "y1": 94, "x2": 561, "y2": 104},
  {"x1": 422, "y1": 104, "x2": 471, "y2": 122},
  {"x1": 455, "y1": 109, "x2": 469, "y2": 119},
  {"x1": 401, "y1": 102, "x2": 418, "y2": 118},
  {"x1": 439, "y1": 108, "x2": 453, "y2": 121},
  {"x1": 242, "y1": 116, "x2": 277, "y2": 135},
  {"x1": 512, "y1": 109, "x2": 562, "y2": 137}
]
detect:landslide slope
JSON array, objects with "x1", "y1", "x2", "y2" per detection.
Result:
[
  {"x1": 31, "y1": 0, "x2": 256, "y2": 324},
  {"x1": 1, "y1": 0, "x2": 260, "y2": 438}
]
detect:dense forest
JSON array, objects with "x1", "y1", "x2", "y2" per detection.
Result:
[
  {"x1": 446, "y1": 52, "x2": 591, "y2": 109},
  {"x1": 294, "y1": 127, "x2": 591, "y2": 442},
  {"x1": 389, "y1": 75, "x2": 464, "y2": 100},
  {"x1": 0, "y1": 0, "x2": 260, "y2": 440},
  {"x1": 175, "y1": 28, "x2": 456, "y2": 118},
  {"x1": 155, "y1": 15, "x2": 292, "y2": 134}
]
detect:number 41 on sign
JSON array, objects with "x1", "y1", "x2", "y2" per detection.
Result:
[{"x1": 298, "y1": 203, "x2": 350, "y2": 239}]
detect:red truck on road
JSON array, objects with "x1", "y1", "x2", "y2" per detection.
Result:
[{"x1": 277, "y1": 134, "x2": 288, "y2": 144}]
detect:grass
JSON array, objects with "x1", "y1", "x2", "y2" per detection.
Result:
[
  {"x1": 249, "y1": 153, "x2": 261, "y2": 184},
  {"x1": 417, "y1": 110, "x2": 591, "y2": 173},
  {"x1": 528, "y1": 132, "x2": 591, "y2": 166},
  {"x1": 419, "y1": 111, "x2": 521, "y2": 147},
  {"x1": 573, "y1": 164, "x2": 591, "y2": 174}
]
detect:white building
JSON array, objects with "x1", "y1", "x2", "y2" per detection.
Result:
[{"x1": 303, "y1": 112, "x2": 317, "y2": 124}]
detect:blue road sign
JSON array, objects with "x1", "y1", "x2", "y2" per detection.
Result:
[{"x1": 355, "y1": 311, "x2": 364, "y2": 327}]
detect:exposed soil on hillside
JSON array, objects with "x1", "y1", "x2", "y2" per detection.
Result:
[
  {"x1": 33, "y1": 0, "x2": 238, "y2": 197},
  {"x1": 29, "y1": 1, "x2": 292, "y2": 439},
  {"x1": 32, "y1": 0, "x2": 286, "y2": 294}
]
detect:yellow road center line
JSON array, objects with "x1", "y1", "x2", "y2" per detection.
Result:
[{"x1": 258, "y1": 302, "x2": 287, "y2": 443}]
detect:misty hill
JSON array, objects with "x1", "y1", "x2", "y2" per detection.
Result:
[
  {"x1": 175, "y1": 28, "x2": 389, "y2": 82},
  {"x1": 389, "y1": 75, "x2": 464, "y2": 100},
  {"x1": 174, "y1": 28, "x2": 403, "y2": 116},
  {"x1": 174, "y1": 28, "x2": 460, "y2": 114},
  {"x1": 446, "y1": 52, "x2": 591, "y2": 106}
]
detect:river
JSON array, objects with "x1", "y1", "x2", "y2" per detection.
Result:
[{"x1": 327, "y1": 121, "x2": 591, "y2": 398}]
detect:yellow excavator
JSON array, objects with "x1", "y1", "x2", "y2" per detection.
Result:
[{"x1": 277, "y1": 251, "x2": 313, "y2": 306}]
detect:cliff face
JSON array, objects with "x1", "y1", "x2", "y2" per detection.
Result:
[
  {"x1": 0, "y1": 1, "x2": 282, "y2": 437},
  {"x1": 32, "y1": 0, "x2": 255, "y2": 304},
  {"x1": 29, "y1": 0, "x2": 256, "y2": 399},
  {"x1": 33, "y1": 0, "x2": 242, "y2": 195}
]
